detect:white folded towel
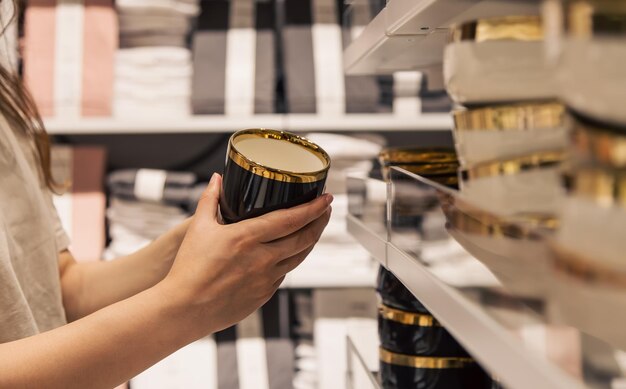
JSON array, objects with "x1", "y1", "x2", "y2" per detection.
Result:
[
  {"x1": 117, "y1": 0, "x2": 200, "y2": 16},
  {"x1": 116, "y1": 47, "x2": 191, "y2": 66}
]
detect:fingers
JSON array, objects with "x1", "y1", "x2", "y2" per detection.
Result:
[
  {"x1": 194, "y1": 173, "x2": 222, "y2": 224},
  {"x1": 264, "y1": 207, "x2": 331, "y2": 260},
  {"x1": 244, "y1": 193, "x2": 333, "y2": 242},
  {"x1": 275, "y1": 245, "x2": 315, "y2": 276}
]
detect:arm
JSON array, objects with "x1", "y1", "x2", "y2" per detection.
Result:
[
  {"x1": 60, "y1": 218, "x2": 191, "y2": 321},
  {"x1": 0, "y1": 174, "x2": 332, "y2": 388}
]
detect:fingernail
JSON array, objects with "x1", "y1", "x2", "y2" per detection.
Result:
[
  {"x1": 209, "y1": 173, "x2": 218, "y2": 187},
  {"x1": 325, "y1": 194, "x2": 334, "y2": 205}
]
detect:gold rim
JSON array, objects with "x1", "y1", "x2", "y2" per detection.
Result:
[
  {"x1": 568, "y1": 1, "x2": 626, "y2": 37},
  {"x1": 379, "y1": 348, "x2": 475, "y2": 369},
  {"x1": 228, "y1": 129, "x2": 330, "y2": 184},
  {"x1": 447, "y1": 204, "x2": 559, "y2": 239},
  {"x1": 379, "y1": 148, "x2": 458, "y2": 165},
  {"x1": 570, "y1": 166, "x2": 626, "y2": 209},
  {"x1": 552, "y1": 243, "x2": 626, "y2": 288},
  {"x1": 451, "y1": 15, "x2": 544, "y2": 43},
  {"x1": 462, "y1": 151, "x2": 564, "y2": 180},
  {"x1": 388, "y1": 163, "x2": 459, "y2": 176},
  {"x1": 379, "y1": 305, "x2": 439, "y2": 327},
  {"x1": 453, "y1": 102, "x2": 565, "y2": 131},
  {"x1": 572, "y1": 119, "x2": 626, "y2": 168}
]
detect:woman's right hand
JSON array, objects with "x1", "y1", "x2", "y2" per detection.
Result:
[{"x1": 162, "y1": 173, "x2": 332, "y2": 335}]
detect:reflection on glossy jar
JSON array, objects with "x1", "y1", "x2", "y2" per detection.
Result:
[
  {"x1": 379, "y1": 348, "x2": 492, "y2": 389},
  {"x1": 377, "y1": 267, "x2": 429, "y2": 314},
  {"x1": 378, "y1": 304, "x2": 469, "y2": 357}
]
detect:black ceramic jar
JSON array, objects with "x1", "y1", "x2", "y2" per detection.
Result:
[{"x1": 220, "y1": 129, "x2": 331, "y2": 224}]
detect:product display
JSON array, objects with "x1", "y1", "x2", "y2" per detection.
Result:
[
  {"x1": 557, "y1": 0, "x2": 626, "y2": 126},
  {"x1": 444, "y1": 15, "x2": 555, "y2": 104},
  {"x1": 453, "y1": 102, "x2": 567, "y2": 167},
  {"x1": 379, "y1": 348, "x2": 491, "y2": 389},
  {"x1": 378, "y1": 304, "x2": 469, "y2": 357},
  {"x1": 220, "y1": 129, "x2": 330, "y2": 223},
  {"x1": 378, "y1": 147, "x2": 459, "y2": 187},
  {"x1": 192, "y1": 0, "x2": 276, "y2": 115},
  {"x1": 23, "y1": 0, "x2": 117, "y2": 117},
  {"x1": 114, "y1": 0, "x2": 197, "y2": 117}
]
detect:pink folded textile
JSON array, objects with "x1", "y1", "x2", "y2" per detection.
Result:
[
  {"x1": 52, "y1": 146, "x2": 107, "y2": 262},
  {"x1": 24, "y1": 0, "x2": 117, "y2": 117}
]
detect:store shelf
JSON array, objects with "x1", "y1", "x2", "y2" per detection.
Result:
[
  {"x1": 44, "y1": 114, "x2": 452, "y2": 135},
  {"x1": 347, "y1": 213, "x2": 584, "y2": 389},
  {"x1": 344, "y1": 0, "x2": 540, "y2": 75}
]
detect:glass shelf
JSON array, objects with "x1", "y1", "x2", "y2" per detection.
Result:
[{"x1": 347, "y1": 167, "x2": 626, "y2": 389}]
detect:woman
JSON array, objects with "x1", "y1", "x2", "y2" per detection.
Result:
[{"x1": 0, "y1": 4, "x2": 332, "y2": 387}]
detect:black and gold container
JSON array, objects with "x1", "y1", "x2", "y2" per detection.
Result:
[
  {"x1": 378, "y1": 148, "x2": 459, "y2": 189},
  {"x1": 378, "y1": 304, "x2": 469, "y2": 357},
  {"x1": 379, "y1": 348, "x2": 492, "y2": 389},
  {"x1": 377, "y1": 267, "x2": 429, "y2": 314},
  {"x1": 220, "y1": 129, "x2": 331, "y2": 224}
]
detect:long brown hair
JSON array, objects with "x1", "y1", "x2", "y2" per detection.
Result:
[{"x1": 0, "y1": 0, "x2": 56, "y2": 191}]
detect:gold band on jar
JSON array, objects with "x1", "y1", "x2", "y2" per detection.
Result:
[
  {"x1": 379, "y1": 305, "x2": 439, "y2": 327},
  {"x1": 462, "y1": 151, "x2": 564, "y2": 181},
  {"x1": 447, "y1": 203, "x2": 558, "y2": 240},
  {"x1": 567, "y1": 0, "x2": 626, "y2": 38},
  {"x1": 228, "y1": 129, "x2": 331, "y2": 184},
  {"x1": 379, "y1": 348, "x2": 475, "y2": 369},
  {"x1": 453, "y1": 102, "x2": 565, "y2": 132},
  {"x1": 570, "y1": 167, "x2": 626, "y2": 209},
  {"x1": 552, "y1": 243, "x2": 626, "y2": 288},
  {"x1": 451, "y1": 15, "x2": 544, "y2": 43},
  {"x1": 572, "y1": 118, "x2": 626, "y2": 168},
  {"x1": 379, "y1": 148, "x2": 458, "y2": 165}
]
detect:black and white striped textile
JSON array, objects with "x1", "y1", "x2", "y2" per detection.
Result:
[
  {"x1": 131, "y1": 292, "x2": 295, "y2": 389},
  {"x1": 192, "y1": 0, "x2": 277, "y2": 115}
]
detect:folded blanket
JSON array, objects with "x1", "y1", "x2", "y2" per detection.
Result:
[
  {"x1": 117, "y1": 0, "x2": 200, "y2": 16},
  {"x1": 108, "y1": 169, "x2": 197, "y2": 204}
]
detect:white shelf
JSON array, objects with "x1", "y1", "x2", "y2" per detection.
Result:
[
  {"x1": 344, "y1": 0, "x2": 541, "y2": 75},
  {"x1": 346, "y1": 214, "x2": 586, "y2": 389},
  {"x1": 44, "y1": 114, "x2": 452, "y2": 135}
]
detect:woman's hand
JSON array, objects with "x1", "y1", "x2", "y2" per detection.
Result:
[{"x1": 163, "y1": 173, "x2": 332, "y2": 334}]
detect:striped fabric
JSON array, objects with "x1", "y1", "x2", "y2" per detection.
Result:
[
  {"x1": 51, "y1": 146, "x2": 107, "y2": 262},
  {"x1": 192, "y1": 0, "x2": 276, "y2": 115},
  {"x1": 131, "y1": 292, "x2": 295, "y2": 389},
  {"x1": 24, "y1": 0, "x2": 117, "y2": 118},
  {"x1": 281, "y1": 0, "x2": 449, "y2": 115}
]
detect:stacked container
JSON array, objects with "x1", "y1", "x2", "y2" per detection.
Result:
[
  {"x1": 443, "y1": 15, "x2": 569, "y2": 298},
  {"x1": 376, "y1": 268, "x2": 492, "y2": 389},
  {"x1": 547, "y1": 0, "x2": 626, "y2": 351}
]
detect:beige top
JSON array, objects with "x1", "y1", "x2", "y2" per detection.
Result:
[{"x1": 0, "y1": 116, "x2": 69, "y2": 343}]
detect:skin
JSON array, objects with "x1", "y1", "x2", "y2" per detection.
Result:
[{"x1": 0, "y1": 173, "x2": 332, "y2": 388}]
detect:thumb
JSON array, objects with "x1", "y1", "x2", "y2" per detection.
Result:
[{"x1": 195, "y1": 173, "x2": 222, "y2": 223}]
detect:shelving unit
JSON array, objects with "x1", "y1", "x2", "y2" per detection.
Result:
[
  {"x1": 344, "y1": 0, "x2": 540, "y2": 75},
  {"x1": 44, "y1": 114, "x2": 452, "y2": 135},
  {"x1": 346, "y1": 215, "x2": 585, "y2": 389}
]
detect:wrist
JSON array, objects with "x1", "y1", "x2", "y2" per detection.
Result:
[{"x1": 151, "y1": 278, "x2": 215, "y2": 342}]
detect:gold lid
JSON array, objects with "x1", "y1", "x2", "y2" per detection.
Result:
[
  {"x1": 572, "y1": 118, "x2": 626, "y2": 168},
  {"x1": 379, "y1": 348, "x2": 475, "y2": 369},
  {"x1": 462, "y1": 151, "x2": 564, "y2": 181},
  {"x1": 552, "y1": 243, "x2": 626, "y2": 288},
  {"x1": 379, "y1": 304, "x2": 439, "y2": 327},
  {"x1": 228, "y1": 129, "x2": 331, "y2": 184},
  {"x1": 567, "y1": 0, "x2": 626, "y2": 38},
  {"x1": 451, "y1": 15, "x2": 544, "y2": 43},
  {"x1": 379, "y1": 148, "x2": 458, "y2": 165},
  {"x1": 453, "y1": 102, "x2": 565, "y2": 132},
  {"x1": 570, "y1": 166, "x2": 626, "y2": 209}
]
